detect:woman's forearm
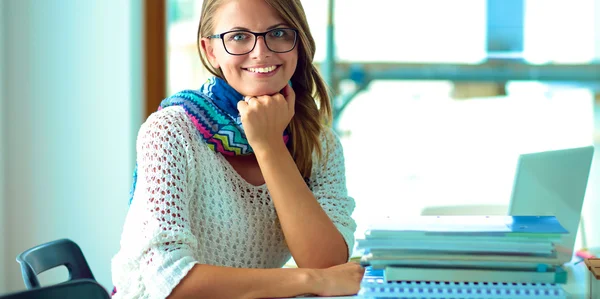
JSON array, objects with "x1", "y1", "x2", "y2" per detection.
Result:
[
  {"x1": 168, "y1": 263, "x2": 320, "y2": 299},
  {"x1": 254, "y1": 141, "x2": 349, "y2": 268}
]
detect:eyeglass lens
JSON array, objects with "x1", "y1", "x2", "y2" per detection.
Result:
[{"x1": 222, "y1": 29, "x2": 296, "y2": 55}]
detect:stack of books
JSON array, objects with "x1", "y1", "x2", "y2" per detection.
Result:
[{"x1": 357, "y1": 216, "x2": 570, "y2": 284}]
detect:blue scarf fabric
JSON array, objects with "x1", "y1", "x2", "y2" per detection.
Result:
[{"x1": 128, "y1": 77, "x2": 290, "y2": 205}]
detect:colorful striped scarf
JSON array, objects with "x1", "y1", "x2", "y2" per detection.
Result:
[{"x1": 128, "y1": 77, "x2": 291, "y2": 205}]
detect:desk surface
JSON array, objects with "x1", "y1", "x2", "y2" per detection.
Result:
[{"x1": 292, "y1": 259, "x2": 590, "y2": 299}]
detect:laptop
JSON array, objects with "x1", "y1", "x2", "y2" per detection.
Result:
[{"x1": 508, "y1": 145, "x2": 595, "y2": 263}]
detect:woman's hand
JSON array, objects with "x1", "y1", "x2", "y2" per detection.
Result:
[
  {"x1": 237, "y1": 84, "x2": 295, "y2": 153},
  {"x1": 310, "y1": 262, "x2": 365, "y2": 297}
]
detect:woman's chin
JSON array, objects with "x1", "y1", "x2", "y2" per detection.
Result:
[{"x1": 244, "y1": 86, "x2": 286, "y2": 97}]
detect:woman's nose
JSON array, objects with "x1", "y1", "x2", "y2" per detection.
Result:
[{"x1": 250, "y1": 36, "x2": 271, "y2": 58}]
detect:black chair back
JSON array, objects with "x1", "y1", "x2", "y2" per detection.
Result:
[
  {"x1": 0, "y1": 279, "x2": 109, "y2": 299},
  {"x1": 16, "y1": 239, "x2": 95, "y2": 289}
]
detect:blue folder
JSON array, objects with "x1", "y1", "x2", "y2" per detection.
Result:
[{"x1": 364, "y1": 215, "x2": 569, "y2": 237}]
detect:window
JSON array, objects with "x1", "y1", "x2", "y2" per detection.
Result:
[{"x1": 166, "y1": 0, "x2": 597, "y2": 250}]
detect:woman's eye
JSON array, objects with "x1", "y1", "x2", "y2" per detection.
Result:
[
  {"x1": 233, "y1": 34, "x2": 246, "y2": 41},
  {"x1": 270, "y1": 30, "x2": 285, "y2": 38},
  {"x1": 228, "y1": 33, "x2": 250, "y2": 41}
]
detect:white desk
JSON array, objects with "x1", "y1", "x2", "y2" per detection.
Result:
[{"x1": 292, "y1": 259, "x2": 589, "y2": 299}]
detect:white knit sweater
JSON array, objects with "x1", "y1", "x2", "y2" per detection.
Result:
[{"x1": 111, "y1": 106, "x2": 357, "y2": 299}]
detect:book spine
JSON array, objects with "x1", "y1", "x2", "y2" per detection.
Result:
[
  {"x1": 365, "y1": 259, "x2": 557, "y2": 272},
  {"x1": 383, "y1": 266, "x2": 566, "y2": 284}
]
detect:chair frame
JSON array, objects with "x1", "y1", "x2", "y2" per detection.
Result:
[{"x1": 15, "y1": 238, "x2": 95, "y2": 289}]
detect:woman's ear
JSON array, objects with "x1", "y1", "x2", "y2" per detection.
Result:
[{"x1": 201, "y1": 38, "x2": 220, "y2": 69}]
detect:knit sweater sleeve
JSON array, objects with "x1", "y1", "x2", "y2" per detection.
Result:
[
  {"x1": 124, "y1": 107, "x2": 200, "y2": 298},
  {"x1": 310, "y1": 128, "x2": 358, "y2": 259}
]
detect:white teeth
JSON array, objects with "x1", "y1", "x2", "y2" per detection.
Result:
[{"x1": 247, "y1": 66, "x2": 277, "y2": 73}]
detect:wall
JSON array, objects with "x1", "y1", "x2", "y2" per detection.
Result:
[
  {"x1": 3, "y1": 0, "x2": 142, "y2": 292},
  {"x1": 0, "y1": 0, "x2": 6, "y2": 294},
  {"x1": 596, "y1": 0, "x2": 600, "y2": 63}
]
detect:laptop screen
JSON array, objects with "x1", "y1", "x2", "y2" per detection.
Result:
[{"x1": 508, "y1": 145, "x2": 595, "y2": 263}]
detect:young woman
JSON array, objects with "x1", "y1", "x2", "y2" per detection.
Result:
[{"x1": 111, "y1": 0, "x2": 364, "y2": 298}]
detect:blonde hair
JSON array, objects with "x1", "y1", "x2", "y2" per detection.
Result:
[{"x1": 197, "y1": 0, "x2": 333, "y2": 178}]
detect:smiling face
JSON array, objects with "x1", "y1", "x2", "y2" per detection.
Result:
[{"x1": 201, "y1": 0, "x2": 298, "y2": 97}]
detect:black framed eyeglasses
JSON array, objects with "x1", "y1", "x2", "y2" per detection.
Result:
[{"x1": 207, "y1": 28, "x2": 298, "y2": 56}]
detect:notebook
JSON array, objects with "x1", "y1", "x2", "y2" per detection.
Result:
[
  {"x1": 362, "y1": 251, "x2": 563, "y2": 271},
  {"x1": 285, "y1": 268, "x2": 567, "y2": 298},
  {"x1": 357, "y1": 238, "x2": 556, "y2": 255},
  {"x1": 383, "y1": 265, "x2": 568, "y2": 284},
  {"x1": 359, "y1": 277, "x2": 567, "y2": 299}
]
